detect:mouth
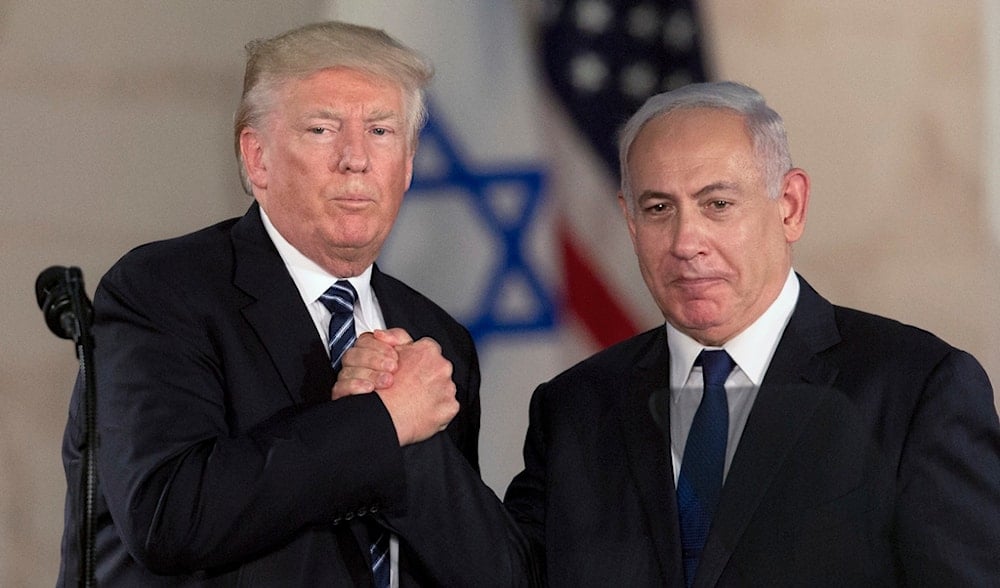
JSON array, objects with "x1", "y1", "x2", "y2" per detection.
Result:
[
  {"x1": 672, "y1": 275, "x2": 725, "y2": 293},
  {"x1": 329, "y1": 192, "x2": 375, "y2": 209}
]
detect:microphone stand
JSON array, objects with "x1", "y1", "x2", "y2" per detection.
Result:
[{"x1": 64, "y1": 268, "x2": 98, "y2": 588}]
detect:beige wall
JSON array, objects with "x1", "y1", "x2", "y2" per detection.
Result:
[
  {"x1": 1, "y1": 1, "x2": 996, "y2": 584},
  {"x1": 701, "y1": 2, "x2": 1000, "y2": 387}
]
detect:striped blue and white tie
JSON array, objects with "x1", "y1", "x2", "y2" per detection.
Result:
[{"x1": 319, "y1": 280, "x2": 357, "y2": 374}]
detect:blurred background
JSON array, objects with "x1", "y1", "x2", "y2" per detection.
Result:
[{"x1": 3, "y1": 1, "x2": 998, "y2": 583}]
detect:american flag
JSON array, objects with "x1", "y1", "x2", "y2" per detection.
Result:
[{"x1": 539, "y1": 0, "x2": 709, "y2": 348}]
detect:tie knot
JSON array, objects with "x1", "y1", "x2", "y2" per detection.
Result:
[
  {"x1": 697, "y1": 349, "x2": 735, "y2": 389},
  {"x1": 319, "y1": 280, "x2": 357, "y2": 315}
]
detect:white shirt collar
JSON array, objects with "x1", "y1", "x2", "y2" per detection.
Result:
[
  {"x1": 667, "y1": 268, "x2": 800, "y2": 388},
  {"x1": 258, "y1": 206, "x2": 382, "y2": 330}
]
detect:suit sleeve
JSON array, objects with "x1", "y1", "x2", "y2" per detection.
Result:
[
  {"x1": 88, "y1": 262, "x2": 407, "y2": 574},
  {"x1": 894, "y1": 349, "x2": 1000, "y2": 584},
  {"x1": 502, "y1": 383, "x2": 549, "y2": 577},
  {"x1": 382, "y1": 433, "x2": 540, "y2": 586},
  {"x1": 377, "y1": 289, "x2": 536, "y2": 584},
  {"x1": 457, "y1": 344, "x2": 482, "y2": 471}
]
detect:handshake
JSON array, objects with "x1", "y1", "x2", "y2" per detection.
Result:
[{"x1": 333, "y1": 329, "x2": 459, "y2": 447}]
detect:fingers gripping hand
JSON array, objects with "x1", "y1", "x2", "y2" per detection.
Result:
[
  {"x1": 377, "y1": 337, "x2": 459, "y2": 446},
  {"x1": 332, "y1": 330, "x2": 409, "y2": 399},
  {"x1": 371, "y1": 328, "x2": 413, "y2": 347}
]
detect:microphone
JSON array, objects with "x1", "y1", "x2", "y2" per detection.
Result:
[{"x1": 35, "y1": 266, "x2": 93, "y2": 340}]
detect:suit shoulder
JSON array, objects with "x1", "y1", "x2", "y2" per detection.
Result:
[
  {"x1": 545, "y1": 327, "x2": 663, "y2": 389},
  {"x1": 113, "y1": 218, "x2": 239, "y2": 268},
  {"x1": 832, "y1": 305, "x2": 956, "y2": 360},
  {"x1": 827, "y1": 304, "x2": 996, "y2": 395},
  {"x1": 97, "y1": 216, "x2": 243, "y2": 307},
  {"x1": 108, "y1": 218, "x2": 239, "y2": 280},
  {"x1": 523, "y1": 328, "x2": 664, "y2": 422}
]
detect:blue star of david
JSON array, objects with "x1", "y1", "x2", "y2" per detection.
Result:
[{"x1": 389, "y1": 102, "x2": 556, "y2": 344}]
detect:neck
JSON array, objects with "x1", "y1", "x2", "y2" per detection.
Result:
[{"x1": 307, "y1": 247, "x2": 375, "y2": 279}]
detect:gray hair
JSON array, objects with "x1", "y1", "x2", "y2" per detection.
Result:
[
  {"x1": 233, "y1": 21, "x2": 434, "y2": 194},
  {"x1": 618, "y1": 81, "x2": 792, "y2": 212}
]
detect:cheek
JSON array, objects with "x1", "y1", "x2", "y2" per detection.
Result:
[{"x1": 633, "y1": 226, "x2": 670, "y2": 262}]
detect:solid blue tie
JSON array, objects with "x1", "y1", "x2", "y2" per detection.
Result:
[
  {"x1": 318, "y1": 281, "x2": 389, "y2": 587},
  {"x1": 677, "y1": 349, "x2": 735, "y2": 588}
]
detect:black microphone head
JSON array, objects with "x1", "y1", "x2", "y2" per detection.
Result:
[
  {"x1": 36, "y1": 266, "x2": 73, "y2": 339},
  {"x1": 35, "y1": 265, "x2": 91, "y2": 340},
  {"x1": 35, "y1": 265, "x2": 68, "y2": 309}
]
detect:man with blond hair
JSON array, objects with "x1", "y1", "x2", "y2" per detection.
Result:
[{"x1": 59, "y1": 21, "x2": 532, "y2": 586}]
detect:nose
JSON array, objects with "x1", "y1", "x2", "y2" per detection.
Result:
[
  {"x1": 337, "y1": 133, "x2": 370, "y2": 173},
  {"x1": 669, "y1": 210, "x2": 706, "y2": 260}
]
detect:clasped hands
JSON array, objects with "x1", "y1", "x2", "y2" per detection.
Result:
[{"x1": 332, "y1": 329, "x2": 459, "y2": 446}]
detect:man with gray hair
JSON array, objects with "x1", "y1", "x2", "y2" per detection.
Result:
[
  {"x1": 59, "y1": 21, "x2": 533, "y2": 586},
  {"x1": 499, "y1": 81, "x2": 1000, "y2": 586}
]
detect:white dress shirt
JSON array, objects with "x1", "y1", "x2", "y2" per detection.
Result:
[
  {"x1": 667, "y1": 269, "x2": 800, "y2": 484},
  {"x1": 259, "y1": 208, "x2": 399, "y2": 587}
]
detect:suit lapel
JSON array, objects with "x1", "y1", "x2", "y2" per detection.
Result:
[
  {"x1": 231, "y1": 203, "x2": 334, "y2": 405},
  {"x1": 370, "y1": 266, "x2": 411, "y2": 332},
  {"x1": 696, "y1": 276, "x2": 841, "y2": 586},
  {"x1": 618, "y1": 329, "x2": 686, "y2": 587}
]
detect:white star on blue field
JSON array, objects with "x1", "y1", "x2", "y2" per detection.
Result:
[{"x1": 380, "y1": 103, "x2": 556, "y2": 343}]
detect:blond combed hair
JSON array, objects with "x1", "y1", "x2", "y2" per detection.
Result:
[{"x1": 233, "y1": 21, "x2": 434, "y2": 194}]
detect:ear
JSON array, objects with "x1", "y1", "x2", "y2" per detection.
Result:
[
  {"x1": 403, "y1": 151, "x2": 414, "y2": 191},
  {"x1": 778, "y1": 168, "x2": 809, "y2": 244},
  {"x1": 239, "y1": 127, "x2": 268, "y2": 190},
  {"x1": 618, "y1": 191, "x2": 639, "y2": 248}
]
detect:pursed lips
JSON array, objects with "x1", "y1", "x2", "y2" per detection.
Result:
[
  {"x1": 670, "y1": 275, "x2": 725, "y2": 293},
  {"x1": 328, "y1": 192, "x2": 376, "y2": 208}
]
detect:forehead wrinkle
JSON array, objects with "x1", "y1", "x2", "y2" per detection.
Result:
[
  {"x1": 695, "y1": 181, "x2": 740, "y2": 198},
  {"x1": 365, "y1": 108, "x2": 402, "y2": 124},
  {"x1": 302, "y1": 108, "x2": 339, "y2": 120},
  {"x1": 300, "y1": 107, "x2": 401, "y2": 126}
]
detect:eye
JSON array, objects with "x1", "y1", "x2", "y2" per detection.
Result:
[
  {"x1": 708, "y1": 199, "x2": 731, "y2": 210},
  {"x1": 640, "y1": 201, "x2": 673, "y2": 217},
  {"x1": 370, "y1": 127, "x2": 390, "y2": 136},
  {"x1": 308, "y1": 127, "x2": 327, "y2": 135}
]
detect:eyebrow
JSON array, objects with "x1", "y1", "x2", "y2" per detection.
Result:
[
  {"x1": 302, "y1": 108, "x2": 401, "y2": 124},
  {"x1": 638, "y1": 181, "x2": 740, "y2": 202}
]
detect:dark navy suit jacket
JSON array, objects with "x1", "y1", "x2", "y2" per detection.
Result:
[
  {"x1": 59, "y1": 203, "x2": 533, "y2": 586},
  {"x1": 505, "y1": 275, "x2": 1000, "y2": 586}
]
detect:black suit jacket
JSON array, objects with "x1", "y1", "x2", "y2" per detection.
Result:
[
  {"x1": 505, "y1": 275, "x2": 1000, "y2": 586},
  {"x1": 59, "y1": 204, "x2": 533, "y2": 586}
]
